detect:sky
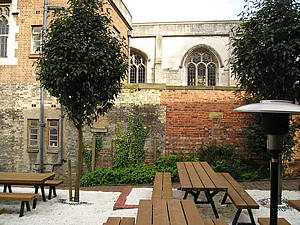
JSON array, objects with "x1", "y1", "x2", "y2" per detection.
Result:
[{"x1": 122, "y1": 0, "x2": 246, "y2": 23}]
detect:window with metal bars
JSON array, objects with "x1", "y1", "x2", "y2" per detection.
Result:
[
  {"x1": 129, "y1": 52, "x2": 146, "y2": 83},
  {"x1": 186, "y1": 50, "x2": 217, "y2": 86}
]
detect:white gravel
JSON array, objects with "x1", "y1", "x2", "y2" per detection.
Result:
[{"x1": 0, "y1": 187, "x2": 299, "y2": 225}]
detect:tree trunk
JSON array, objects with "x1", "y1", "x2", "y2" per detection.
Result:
[{"x1": 74, "y1": 125, "x2": 83, "y2": 202}]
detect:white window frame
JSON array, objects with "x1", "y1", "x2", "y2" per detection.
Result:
[
  {"x1": 31, "y1": 25, "x2": 42, "y2": 54},
  {"x1": 28, "y1": 119, "x2": 39, "y2": 148},
  {"x1": 48, "y1": 119, "x2": 59, "y2": 148}
]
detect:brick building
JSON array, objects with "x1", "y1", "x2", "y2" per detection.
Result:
[{"x1": 0, "y1": 0, "x2": 299, "y2": 178}]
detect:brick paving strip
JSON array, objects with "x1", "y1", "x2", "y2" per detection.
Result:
[{"x1": 112, "y1": 186, "x2": 140, "y2": 210}]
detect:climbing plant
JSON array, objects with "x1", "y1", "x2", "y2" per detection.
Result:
[{"x1": 112, "y1": 114, "x2": 151, "y2": 168}]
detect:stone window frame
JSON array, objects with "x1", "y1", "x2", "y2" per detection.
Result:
[
  {"x1": 0, "y1": 5, "x2": 9, "y2": 58},
  {"x1": 31, "y1": 25, "x2": 42, "y2": 54},
  {"x1": 129, "y1": 50, "x2": 147, "y2": 84},
  {"x1": 47, "y1": 119, "x2": 59, "y2": 148},
  {"x1": 28, "y1": 119, "x2": 39, "y2": 148},
  {"x1": 186, "y1": 49, "x2": 218, "y2": 86}
]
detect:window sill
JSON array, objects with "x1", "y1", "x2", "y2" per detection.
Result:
[
  {"x1": 47, "y1": 149, "x2": 59, "y2": 154},
  {"x1": 29, "y1": 54, "x2": 41, "y2": 59},
  {"x1": 27, "y1": 149, "x2": 39, "y2": 153}
]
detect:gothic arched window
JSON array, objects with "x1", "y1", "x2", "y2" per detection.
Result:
[
  {"x1": 186, "y1": 49, "x2": 218, "y2": 86},
  {"x1": 129, "y1": 52, "x2": 146, "y2": 83},
  {"x1": 0, "y1": 6, "x2": 9, "y2": 58}
]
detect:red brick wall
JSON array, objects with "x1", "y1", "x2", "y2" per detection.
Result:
[{"x1": 161, "y1": 89, "x2": 250, "y2": 156}]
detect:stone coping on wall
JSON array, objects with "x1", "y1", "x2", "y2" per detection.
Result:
[{"x1": 123, "y1": 83, "x2": 240, "y2": 91}]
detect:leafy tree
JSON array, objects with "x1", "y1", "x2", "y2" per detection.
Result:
[
  {"x1": 231, "y1": 0, "x2": 300, "y2": 102},
  {"x1": 36, "y1": 0, "x2": 128, "y2": 202},
  {"x1": 231, "y1": 0, "x2": 300, "y2": 176}
]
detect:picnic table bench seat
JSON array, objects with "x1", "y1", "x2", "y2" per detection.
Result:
[
  {"x1": 218, "y1": 172, "x2": 259, "y2": 225},
  {"x1": 0, "y1": 192, "x2": 39, "y2": 217},
  {"x1": 288, "y1": 199, "x2": 300, "y2": 211},
  {"x1": 152, "y1": 172, "x2": 172, "y2": 199},
  {"x1": 105, "y1": 217, "x2": 135, "y2": 225},
  {"x1": 258, "y1": 218, "x2": 291, "y2": 225},
  {"x1": 136, "y1": 199, "x2": 227, "y2": 225},
  {"x1": 44, "y1": 179, "x2": 63, "y2": 200}
]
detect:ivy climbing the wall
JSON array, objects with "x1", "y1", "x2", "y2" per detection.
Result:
[{"x1": 112, "y1": 114, "x2": 151, "y2": 168}]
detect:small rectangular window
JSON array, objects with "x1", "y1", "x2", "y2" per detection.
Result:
[
  {"x1": 28, "y1": 119, "x2": 39, "y2": 147},
  {"x1": 48, "y1": 119, "x2": 59, "y2": 148},
  {"x1": 31, "y1": 26, "x2": 42, "y2": 54}
]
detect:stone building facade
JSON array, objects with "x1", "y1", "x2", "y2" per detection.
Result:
[
  {"x1": 0, "y1": 0, "x2": 133, "y2": 177},
  {"x1": 0, "y1": 0, "x2": 299, "y2": 179}
]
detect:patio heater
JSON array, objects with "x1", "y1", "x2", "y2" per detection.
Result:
[{"x1": 234, "y1": 100, "x2": 300, "y2": 225}]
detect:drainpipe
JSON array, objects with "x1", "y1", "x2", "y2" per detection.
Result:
[
  {"x1": 39, "y1": 0, "x2": 49, "y2": 173},
  {"x1": 127, "y1": 30, "x2": 132, "y2": 82},
  {"x1": 41, "y1": 1, "x2": 67, "y2": 173}
]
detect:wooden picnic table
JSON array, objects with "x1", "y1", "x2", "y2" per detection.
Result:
[
  {"x1": 288, "y1": 200, "x2": 300, "y2": 211},
  {"x1": 176, "y1": 161, "x2": 227, "y2": 218},
  {"x1": 0, "y1": 172, "x2": 55, "y2": 202},
  {"x1": 136, "y1": 199, "x2": 227, "y2": 225}
]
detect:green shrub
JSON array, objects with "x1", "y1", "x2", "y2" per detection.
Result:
[
  {"x1": 80, "y1": 154, "x2": 198, "y2": 186},
  {"x1": 80, "y1": 164, "x2": 157, "y2": 186},
  {"x1": 153, "y1": 154, "x2": 198, "y2": 181},
  {"x1": 197, "y1": 141, "x2": 268, "y2": 181}
]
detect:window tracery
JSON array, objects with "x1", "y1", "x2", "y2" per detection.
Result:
[
  {"x1": 0, "y1": 5, "x2": 9, "y2": 58},
  {"x1": 186, "y1": 49, "x2": 218, "y2": 86},
  {"x1": 129, "y1": 52, "x2": 146, "y2": 83}
]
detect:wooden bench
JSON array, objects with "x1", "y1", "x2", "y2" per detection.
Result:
[
  {"x1": 136, "y1": 199, "x2": 227, "y2": 225},
  {"x1": 218, "y1": 173, "x2": 259, "y2": 225},
  {"x1": 288, "y1": 199, "x2": 300, "y2": 211},
  {"x1": 152, "y1": 172, "x2": 172, "y2": 199},
  {"x1": 0, "y1": 192, "x2": 39, "y2": 217},
  {"x1": 44, "y1": 179, "x2": 63, "y2": 200},
  {"x1": 258, "y1": 218, "x2": 291, "y2": 225},
  {"x1": 105, "y1": 217, "x2": 135, "y2": 225}
]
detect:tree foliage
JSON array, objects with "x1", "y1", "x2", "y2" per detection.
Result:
[
  {"x1": 36, "y1": 0, "x2": 128, "y2": 201},
  {"x1": 231, "y1": 0, "x2": 300, "y2": 102},
  {"x1": 36, "y1": 0, "x2": 128, "y2": 129}
]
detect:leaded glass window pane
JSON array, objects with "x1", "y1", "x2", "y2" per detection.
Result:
[
  {"x1": 0, "y1": 17, "x2": 8, "y2": 34},
  {"x1": 130, "y1": 65, "x2": 137, "y2": 83},
  {"x1": 192, "y1": 54, "x2": 201, "y2": 64},
  {"x1": 129, "y1": 52, "x2": 146, "y2": 83},
  {"x1": 203, "y1": 53, "x2": 211, "y2": 64},
  {"x1": 208, "y1": 63, "x2": 216, "y2": 86},
  {"x1": 0, "y1": 36, "x2": 7, "y2": 57},
  {"x1": 197, "y1": 63, "x2": 206, "y2": 85},
  {"x1": 0, "y1": 17, "x2": 8, "y2": 57},
  {"x1": 138, "y1": 65, "x2": 145, "y2": 83},
  {"x1": 188, "y1": 63, "x2": 196, "y2": 86},
  {"x1": 135, "y1": 55, "x2": 141, "y2": 65}
]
